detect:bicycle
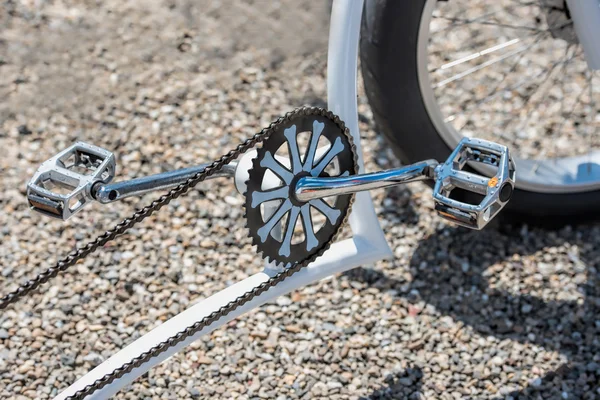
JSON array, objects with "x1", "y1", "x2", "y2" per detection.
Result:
[{"x1": 2, "y1": 0, "x2": 598, "y2": 398}]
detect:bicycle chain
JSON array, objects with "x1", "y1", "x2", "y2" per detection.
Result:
[{"x1": 0, "y1": 106, "x2": 357, "y2": 400}]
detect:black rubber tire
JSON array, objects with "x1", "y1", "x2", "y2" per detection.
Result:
[{"x1": 359, "y1": 0, "x2": 600, "y2": 226}]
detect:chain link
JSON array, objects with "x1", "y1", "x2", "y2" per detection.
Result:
[{"x1": 0, "y1": 107, "x2": 356, "y2": 400}]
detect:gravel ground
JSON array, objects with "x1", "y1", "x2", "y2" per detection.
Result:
[{"x1": 1, "y1": 1, "x2": 599, "y2": 399}]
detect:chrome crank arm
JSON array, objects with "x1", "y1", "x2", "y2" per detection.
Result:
[
  {"x1": 93, "y1": 162, "x2": 237, "y2": 203},
  {"x1": 295, "y1": 160, "x2": 438, "y2": 201},
  {"x1": 295, "y1": 137, "x2": 516, "y2": 230}
]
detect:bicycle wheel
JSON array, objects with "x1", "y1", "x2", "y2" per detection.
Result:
[{"x1": 360, "y1": 0, "x2": 600, "y2": 224}]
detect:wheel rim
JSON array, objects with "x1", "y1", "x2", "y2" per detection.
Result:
[{"x1": 417, "y1": 0, "x2": 600, "y2": 193}]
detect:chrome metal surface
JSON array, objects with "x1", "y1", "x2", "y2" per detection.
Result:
[
  {"x1": 94, "y1": 163, "x2": 237, "y2": 203},
  {"x1": 294, "y1": 160, "x2": 437, "y2": 202},
  {"x1": 27, "y1": 142, "x2": 115, "y2": 220},
  {"x1": 432, "y1": 137, "x2": 516, "y2": 230}
]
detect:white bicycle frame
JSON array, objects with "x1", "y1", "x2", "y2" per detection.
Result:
[{"x1": 54, "y1": 0, "x2": 600, "y2": 398}]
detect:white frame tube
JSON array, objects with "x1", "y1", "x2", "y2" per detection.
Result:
[
  {"x1": 327, "y1": 0, "x2": 390, "y2": 254},
  {"x1": 565, "y1": 0, "x2": 600, "y2": 70},
  {"x1": 54, "y1": 1, "x2": 392, "y2": 398}
]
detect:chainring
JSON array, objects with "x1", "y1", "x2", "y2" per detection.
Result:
[{"x1": 244, "y1": 108, "x2": 358, "y2": 266}]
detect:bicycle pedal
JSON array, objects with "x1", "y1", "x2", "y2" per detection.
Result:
[
  {"x1": 432, "y1": 137, "x2": 516, "y2": 230},
  {"x1": 27, "y1": 142, "x2": 115, "y2": 220}
]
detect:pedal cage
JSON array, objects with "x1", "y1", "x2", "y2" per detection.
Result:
[
  {"x1": 432, "y1": 138, "x2": 516, "y2": 230},
  {"x1": 27, "y1": 142, "x2": 115, "y2": 220}
]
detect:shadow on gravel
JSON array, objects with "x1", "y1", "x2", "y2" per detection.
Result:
[
  {"x1": 361, "y1": 366, "x2": 424, "y2": 400},
  {"x1": 347, "y1": 223, "x2": 600, "y2": 399}
]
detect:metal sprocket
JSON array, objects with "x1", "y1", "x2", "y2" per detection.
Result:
[{"x1": 245, "y1": 107, "x2": 358, "y2": 266}]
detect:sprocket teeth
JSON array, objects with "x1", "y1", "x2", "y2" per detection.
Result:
[{"x1": 243, "y1": 106, "x2": 358, "y2": 268}]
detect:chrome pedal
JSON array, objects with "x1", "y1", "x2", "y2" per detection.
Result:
[
  {"x1": 432, "y1": 137, "x2": 516, "y2": 230},
  {"x1": 27, "y1": 142, "x2": 116, "y2": 220}
]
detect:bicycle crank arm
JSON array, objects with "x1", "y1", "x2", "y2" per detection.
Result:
[
  {"x1": 295, "y1": 137, "x2": 516, "y2": 230},
  {"x1": 93, "y1": 162, "x2": 237, "y2": 203},
  {"x1": 295, "y1": 160, "x2": 437, "y2": 201}
]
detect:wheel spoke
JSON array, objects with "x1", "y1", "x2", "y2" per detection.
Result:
[
  {"x1": 448, "y1": 46, "x2": 582, "y2": 130},
  {"x1": 432, "y1": 10, "x2": 512, "y2": 33},
  {"x1": 466, "y1": 33, "x2": 546, "y2": 106},
  {"x1": 430, "y1": 20, "x2": 572, "y2": 79},
  {"x1": 433, "y1": 15, "x2": 571, "y2": 33},
  {"x1": 435, "y1": 42, "x2": 533, "y2": 88},
  {"x1": 433, "y1": 15, "x2": 545, "y2": 32},
  {"x1": 432, "y1": 2, "x2": 571, "y2": 34},
  {"x1": 515, "y1": 44, "x2": 576, "y2": 134},
  {"x1": 431, "y1": 28, "x2": 547, "y2": 76},
  {"x1": 434, "y1": 38, "x2": 521, "y2": 72}
]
